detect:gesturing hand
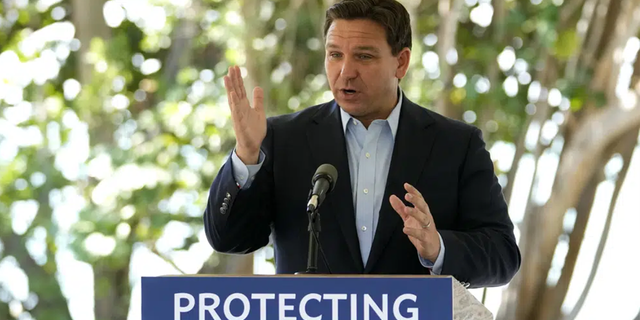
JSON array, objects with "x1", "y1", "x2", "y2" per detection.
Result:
[
  {"x1": 390, "y1": 183, "x2": 441, "y2": 262},
  {"x1": 223, "y1": 65, "x2": 266, "y2": 165}
]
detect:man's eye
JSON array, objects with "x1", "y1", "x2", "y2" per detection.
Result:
[
  {"x1": 358, "y1": 54, "x2": 372, "y2": 60},
  {"x1": 330, "y1": 53, "x2": 342, "y2": 58}
]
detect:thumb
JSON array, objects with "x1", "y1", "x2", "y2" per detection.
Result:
[{"x1": 253, "y1": 87, "x2": 264, "y2": 112}]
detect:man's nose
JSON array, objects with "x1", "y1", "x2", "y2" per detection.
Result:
[{"x1": 340, "y1": 58, "x2": 358, "y2": 79}]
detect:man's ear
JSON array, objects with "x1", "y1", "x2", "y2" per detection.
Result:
[{"x1": 395, "y1": 48, "x2": 412, "y2": 79}]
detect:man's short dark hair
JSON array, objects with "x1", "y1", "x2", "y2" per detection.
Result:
[{"x1": 323, "y1": 0, "x2": 412, "y2": 56}]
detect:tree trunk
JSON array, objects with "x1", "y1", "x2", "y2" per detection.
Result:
[
  {"x1": 518, "y1": 88, "x2": 640, "y2": 320},
  {"x1": 93, "y1": 216, "x2": 140, "y2": 320},
  {"x1": 199, "y1": 253, "x2": 254, "y2": 275},
  {"x1": 509, "y1": 57, "x2": 559, "y2": 320},
  {"x1": 564, "y1": 126, "x2": 639, "y2": 320},
  {"x1": 565, "y1": 53, "x2": 640, "y2": 320},
  {"x1": 514, "y1": 2, "x2": 640, "y2": 318},
  {"x1": 579, "y1": 0, "x2": 607, "y2": 69},
  {"x1": 478, "y1": 0, "x2": 506, "y2": 142},
  {"x1": 162, "y1": 8, "x2": 198, "y2": 91},
  {"x1": 1, "y1": 147, "x2": 72, "y2": 320},
  {"x1": 501, "y1": 52, "x2": 554, "y2": 206},
  {"x1": 536, "y1": 146, "x2": 609, "y2": 320},
  {"x1": 2, "y1": 233, "x2": 72, "y2": 320},
  {"x1": 70, "y1": 0, "x2": 110, "y2": 85},
  {"x1": 435, "y1": 0, "x2": 464, "y2": 119},
  {"x1": 590, "y1": 0, "x2": 622, "y2": 66},
  {"x1": 94, "y1": 262, "x2": 131, "y2": 320},
  {"x1": 497, "y1": 47, "x2": 562, "y2": 320},
  {"x1": 240, "y1": 0, "x2": 270, "y2": 114},
  {"x1": 565, "y1": 0, "x2": 597, "y2": 80},
  {"x1": 0, "y1": 300, "x2": 10, "y2": 320},
  {"x1": 501, "y1": 124, "x2": 527, "y2": 205}
]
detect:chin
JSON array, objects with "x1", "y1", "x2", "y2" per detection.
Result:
[{"x1": 335, "y1": 101, "x2": 366, "y2": 116}]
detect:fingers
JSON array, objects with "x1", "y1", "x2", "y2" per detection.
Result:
[
  {"x1": 404, "y1": 183, "x2": 422, "y2": 198},
  {"x1": 229, "y1": 67, "x2": 239, "y2": 99},
  {"x1": 228, "y1": 91, "x2": 240, "y2": 114},
  {"x1": 389, "y1": 195, "x2": 408, "y2": 220},
  {"x1": 233, "y1": 66, "x2": 246, "y2": 99},
  {"x1": 240, "y1": 66, "x2": 247, "y2": 98},
  {"x1": 391, "y1": 194, "x2": 429, "y2": 226},
  {"x1": 224, "y1": 66, "x2": 253, "y2": 114},
  {"x1": 224, "y1": 66, "x2": 244, "y2": 100},
  {"x1": 253, "y1": 87, "x2": 264, "y2": 112},
  {"x1": 404, "y1": 183, "x2": 430, "y2": 215},
  {"x1": 223, "y1": 76, "x2": 235, "y2": 111},
  {"x1": 403, "y1": 206, "x2": 430, "y2": 227}
]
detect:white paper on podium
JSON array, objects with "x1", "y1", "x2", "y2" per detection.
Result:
[{"x1": 453, "y1": 278, "x2": 494, "y2": 320}]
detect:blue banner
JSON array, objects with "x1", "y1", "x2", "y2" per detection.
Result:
[{"x1": 142, "y1": 275, "x2": 453, "y2": 320}]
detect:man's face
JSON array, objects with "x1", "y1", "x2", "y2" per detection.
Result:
[{"x1": 324, "y1": 19, "x2": 410, "y2": 123}]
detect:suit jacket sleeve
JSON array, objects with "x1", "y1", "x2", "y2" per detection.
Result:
[
  {"x1": 439, "y1": 127, "x2": 521, "y2": 288},
  {"x1": 203, "y1": 121, "x2": 275, "y2": 254}
]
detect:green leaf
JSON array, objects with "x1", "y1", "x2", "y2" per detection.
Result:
[
  {"x1": 554, "y1": 29, "x2": 579, "y2": 59},
  {"x1": 570, "y1": 97, "x2": 584, "y2": 111}
]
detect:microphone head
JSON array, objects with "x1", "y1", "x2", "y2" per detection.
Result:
[{"x1": 312, "y1": 163, "x2": 338, "y2": 193}]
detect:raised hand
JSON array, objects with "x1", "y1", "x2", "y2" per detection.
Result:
[
  {"x1": 223, "y1": 66, "x2": 267, "y2": 165},
  {"x1": 389, "y1": 183, "x2": 441, "y2": 262}
]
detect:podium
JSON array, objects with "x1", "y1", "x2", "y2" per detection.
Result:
[{"x1": 142, "y1": 274, "x2": 454, "y2": 319}]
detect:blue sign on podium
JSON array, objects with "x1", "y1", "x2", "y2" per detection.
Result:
[{"x1": 142, "y1": 275, "x2": 453, "y2": 320}]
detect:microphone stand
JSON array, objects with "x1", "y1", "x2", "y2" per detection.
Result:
[
  {"x1": 296, "y1": 173, "x2": 334, "y2": 275},
  {"x1": 304, "y1": 206, "x2": 321, "y2": 274},
  {"x1": 296, "y1": 192, "x2": 323, "y2": 275}
]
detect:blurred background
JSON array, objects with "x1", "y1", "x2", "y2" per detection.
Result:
[{"x1": 0, "y1": 0, "x2": 639, "y2": 319}]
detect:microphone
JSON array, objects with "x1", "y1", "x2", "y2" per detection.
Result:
[
  {"x1": 307, "y1": 164, "x2": 338, "y2": 212},
  {"x1": 298, "y1": 163, "x2": 337, "y2": 275}
]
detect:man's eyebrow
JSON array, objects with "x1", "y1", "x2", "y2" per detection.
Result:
[
  {"x1": 325, "y1": 44, "x2": 380, "y2": 53},
  {"x1": 354, "y1": 46, "x2": 380, "y2": 53},
  {"x1": 326, "y1": 43, "x2": 340, "y2": 49}
]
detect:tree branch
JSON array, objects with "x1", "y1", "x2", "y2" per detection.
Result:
[
  {"x1": 591, "y1": 0, "x2": 639, "y2": 94},
  {"x1": 565, "y1": 0, "x2": 598, "y2": 80},
  {"x1": 580, "y1": 0, "x2": 610, "y2": 70},
  {"x1": 149, "y1": 244, "x2": 187, "y2": 275}
]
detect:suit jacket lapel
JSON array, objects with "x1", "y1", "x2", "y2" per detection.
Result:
[
  {"x1": 306, "y1": 102, "x2": 365, "y2": 272},
  {"x1": 364, "y1": 97, "x2": 438, "y2": 273}
]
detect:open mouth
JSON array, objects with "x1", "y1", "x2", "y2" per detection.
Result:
[{"x1": 341, "y1": 89, "x2": 357, "y2": 95}]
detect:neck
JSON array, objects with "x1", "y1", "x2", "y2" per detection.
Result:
[{"x1": 355, "y1": 93, "x2": 399, "y2": 128}]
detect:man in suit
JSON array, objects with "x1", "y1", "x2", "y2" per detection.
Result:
[{"x1": 204, "y1": 0, "x2": 521, "y2": 288}]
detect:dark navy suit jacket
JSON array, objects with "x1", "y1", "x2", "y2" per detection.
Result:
[{"x1": 204, "y1": 95, "x2": 521, "y2": 288}]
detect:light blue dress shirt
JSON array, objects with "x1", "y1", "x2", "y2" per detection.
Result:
[{"x1": 230, "y1": 90, "x2": 445, "y2": 274}]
